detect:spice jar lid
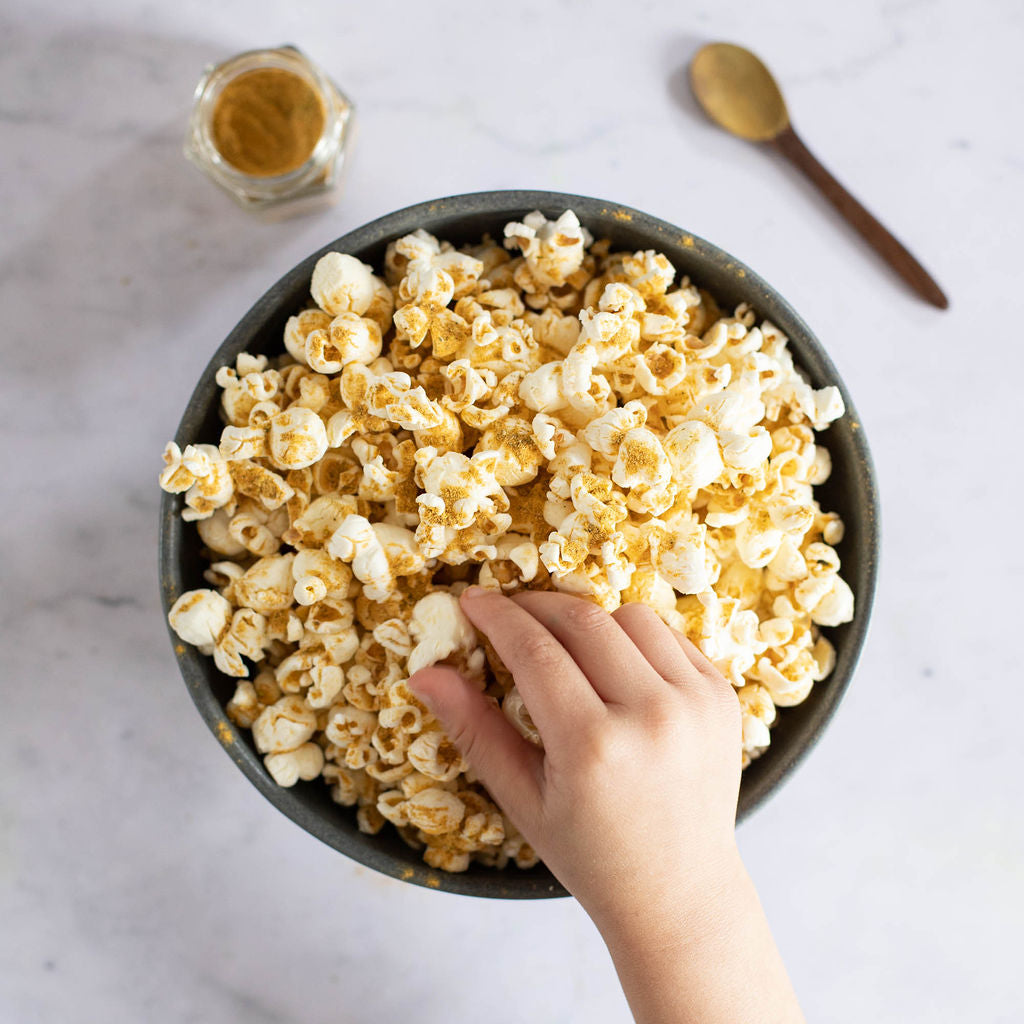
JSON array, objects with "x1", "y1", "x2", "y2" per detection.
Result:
[{"x1": 185, "y1": 46, "x2": 354, "y2": 216}]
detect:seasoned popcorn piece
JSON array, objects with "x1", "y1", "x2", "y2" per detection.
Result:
[
  {"x1": 196, "y1": 508, "x2": 247, "y2": 557},
  {"x1": 286, "y1": 494, "x2": 358, "y2": 549},
  {"x1": 413, "y1": 447, "x2": 511, "y2": 559},
  {"x1": 633, "y1": 344, "x2": 689, "y2": 396},
  {"x1": 266, "y1": 406, "x2": 329, "y2": 471},
  {"x1": 526, "y1": 307, "x2": 580, "y2": 354},
  {"x1": 392, "y1": 256, "x2": 475, "y2": 360},
  {"x1": 662, "y1": 421, "x2": 724, "y2": 492},
  {"x1": 478, "y1": 534, "x2": 542, "y2": 592},
  {"x1": 264, "y1": 742, "x2": 325, "y2": 787},
  {"x1": 477, "y1": 416, "x2": 546, "y2": 486},
  {"x1": 252, "y1": 695, "x2": 317, "y2": 754},
  {"x1": 611, "y1": 427, "x2": 675, "y2": 516},
  {"x1": 407, "y1": 731, "x2": 466, "y2": 783},
  {"x1": 291, "y1": 548, "x2": 352, "y2": 605},
  {"x1": 503, "y1": 209, "x2": 591, "y2": 289},
  {"x1": 306, "y1": 662, "x2": 344, "y2": 709},
  {"x1": 311, "y1": 252, "x2": 379, "y2": 317},
  {"x1": 326, "y1": 515, "x2": 425, "y2": 602},
  {"x1": 650, "y1": 512, "x2": 711, "y2": 595},
  {"x1": 213, "y1": 607, "x2": 267, "y2": 677},
  {"x1": 305, "y1": 313, "x2": 383, "y2": 373},
  {"x1": 168, "y1": 589, "x2": 231, "y2": 652},
  {"x1": 403, "y1": 787, "x2": 466, "y2": 836},
  {"x1": 283, "y1": 308, "x2": 333, "y2": 365},
  {"x1": 160, "y1": 443, "x2": 235, "y2": 522},
  {"x1": 540, "y1": 473, "x2": 629, "y2": 581},
  {"x1": 738, "y1": 683, "x2": 776, "y2": 755},
  {"x1": 234, "y1": 554, "x2": 296, "y2": 614},
  {"x1": 226, "y1": 680, "x2": 261, "y2": 728},
  {"x1": 215, "y1": 361, "x2": 283, "y2": 427},
  {"x1": 407, "y1": 591, "x2": 479, "y2": 675},
  {"x1": 580, "y1": 401, "x2": 647, "y2": 459},
  {"x1": 228, "y1": 460, "x2": 294, "y2": 512},
  {"x1": 502, "y1": 687, "x2": 542, "y2": 746},
  {"x1": 224, "y1": 498, "x2": 288, "y2": 558}
]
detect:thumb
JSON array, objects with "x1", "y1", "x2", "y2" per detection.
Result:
[{"x1": 408, "y1": 665, "x2": 542, "y2": 830}]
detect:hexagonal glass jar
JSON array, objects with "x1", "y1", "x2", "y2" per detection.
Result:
[{"x1": 185, "y1": 46, "x2": 353, "y2": 217}]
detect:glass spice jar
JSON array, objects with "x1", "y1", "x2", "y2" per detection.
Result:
[{"x1": 185, "y1": 46, "x2": 354, "y2": 217}]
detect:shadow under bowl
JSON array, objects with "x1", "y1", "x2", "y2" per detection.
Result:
[{"x1": 159, "y1": 189, "x2": 879, "y2": 899}]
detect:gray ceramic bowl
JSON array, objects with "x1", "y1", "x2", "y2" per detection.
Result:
[{"x1": 159, "y1": 189, "x2": 879, "y2": 899}]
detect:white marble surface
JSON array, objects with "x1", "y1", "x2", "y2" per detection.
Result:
[{"x1": 2, "y1": 1, "x2": 1022, "y2": 1020}]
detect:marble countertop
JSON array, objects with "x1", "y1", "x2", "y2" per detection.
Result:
[{"x1": 2, "y1": 1, "x2": 1022, "y2": 1020}]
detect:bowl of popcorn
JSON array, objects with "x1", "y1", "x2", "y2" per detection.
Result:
[{"x1": 158, "y1": 190, "x2": 878, "y2": 898}]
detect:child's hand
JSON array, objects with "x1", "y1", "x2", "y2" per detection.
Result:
[
  {"x1": 408, "y1": 587, "x2": 743, "y2": 925},
  {"x1": 409, "y1": 588, "x2": 804, "y2": 1024}
]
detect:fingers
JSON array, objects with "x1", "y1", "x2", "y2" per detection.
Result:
[
  {"x1": 510, "y1": 590, "x2": 662, "y2": 705},
  {"x1": 668, "y1": 626, "x2": 729, "y2": 685},
  {"x1": 611, "y1": 603, "x2": 708, "y2": 689},
  {"x1": 459, "y1": 588, "x2": 605, "y2": 746},
  {"x1": 408, "y1": 665, "x2": 542, "y2": 831}
]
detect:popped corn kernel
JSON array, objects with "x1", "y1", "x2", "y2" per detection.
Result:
[
  {"x1": 265, "y1": 742, "x2": 325, "y2": 787},
  {"x1": 311, "y1": 252, "x2": 379, "y2": 316},
  {"x1": 407, "y1": 591, "x2": 479, "y2": 675},
  {"x1": 404, "y1": 787, "x2": 466, "y2": 836},
  {"x1": 252, "y1": 695, "x2": 317, "y2": 754},
  {"x1": 168, "y1": 589, "x2": 231, "y2": 651},
  {"x1": 267, "y1": 406, "x2": 329, "y2": 470}
]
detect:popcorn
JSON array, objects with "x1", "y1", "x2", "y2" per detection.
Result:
[
  {"x1": 502, "y1": 687, "x2": 541, "y2": 746},
  {"x1": 215, "y1": 360, "x2": 283, "y2": 428},
  {"x1": 284, "y1": 308, "x2": 333, "y2": 365},
  {"x1": 403, "y1": 787, "x2": 466, "y2": 836},
  {"x1": 228, "y1": 460, "x2": 294, "y2": 511},
  {"x1": 326, "y1": 515, "x2": 398, "y2": 601},
  {"x1": 292, "y1": 548, "x2": 352, "y2": 605},
  {"x1": 738, "y1": 683, "x2": 776, "y2": 754},
  {"x1": 650, "y1": 512, "x2": 711, "y2": 595},
  {"x1": 267, "y1": 407, "x2": 329, "y2": 470},
  {"x1": 252, "y1": 695, "x2": 317, "y2": 754},
  {"x1": 610, "y1": 427, "x2": 675, "y2": 515},
  {"x1": 504, "y1": 209, "x2": 591, "y2": 289},
  {"x1": 478, "y1": 417, "x2": 546, "y2": 486},
  {"x1": 161, "y1": 208, "x2": 854, "y2": 873},
  {"x1": 233, "y1": 554, "x2": 296, "y2": 614},
  {"x1": 168, "y1": 589, "x2": 231, "y2": 651},
  {"x1": 160, "y1": 443, "x2": 234, "y2": 522},
  {"x1": 213, "y1": 607, "x2": 267, "y2": 677},
  {"x1": 264, "y1": 742, "x2": 325, "y2": 787},
  {"x1": 407, "y1": 731, "x2": 466, "y2": 783},
  {"x1": 662, "y1": 421, "x2": 724, "y2": 492},
  {"x1": 414, "y1": 447, "x2": 511, "y2": 559},
  {"x1": 311, "y1": 252, "x2": 379, "y2": 317},
  {"x1": 196, "y1": 509, "x2": 247, "y2": 557},
  {"x1": 407, "y1": 591, "x2": 479, "y2": 675},
  {"x1": 304, "y1": 313, "x2": 382, "y2": 373}
]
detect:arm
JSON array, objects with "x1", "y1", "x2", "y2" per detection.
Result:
[{"x1": 410, "y1": 588, "x2": 804, "y2": 1024}]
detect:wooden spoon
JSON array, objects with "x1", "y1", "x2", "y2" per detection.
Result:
[{"x1": 689, "y1": 42, "x2": 948, "y2": 309}]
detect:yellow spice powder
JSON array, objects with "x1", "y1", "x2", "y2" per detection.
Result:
[{"x1": 211, "y1": 68, "x2": 325, "y2": 177}]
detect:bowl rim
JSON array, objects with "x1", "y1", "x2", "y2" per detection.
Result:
[{"x1": 159, "y1": 188, "x2": 879, "y2": 899}]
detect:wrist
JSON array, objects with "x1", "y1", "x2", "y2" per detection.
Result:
[{"x1": 588, "y1": 841, "x2": 752, "y2": 958}]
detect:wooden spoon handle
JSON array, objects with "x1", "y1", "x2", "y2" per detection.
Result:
[{"x1": 773, "y1": 124, "x2": 948, "y2": 309}]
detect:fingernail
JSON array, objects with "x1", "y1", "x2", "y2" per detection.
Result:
[{"x1": 460, "y1": 585, "x2": 485, "y2": 600}]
